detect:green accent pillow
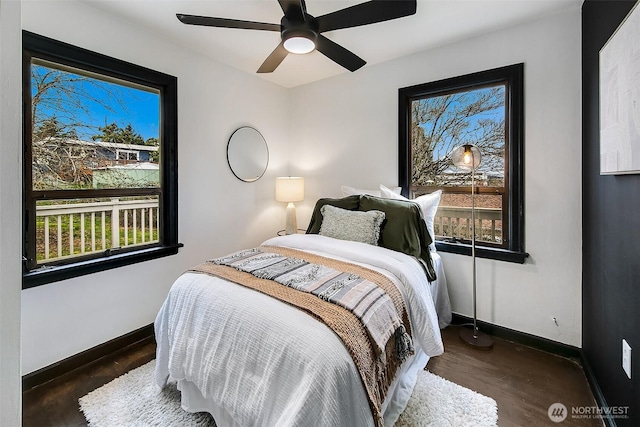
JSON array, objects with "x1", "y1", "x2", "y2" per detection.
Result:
[
  {"x1": 306, "y1": 195, "x2": 360, "y2": 234},
  {"x1": 358, "y1": 195, "x2": 436, "y2": 282}
]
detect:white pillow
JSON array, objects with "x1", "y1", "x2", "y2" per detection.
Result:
[
  {"x1": 341, "y1": 185, "x2": 401, "y2": 198},
  {"x1": 379, "y1": 185, "x2": 442, "y2": 252},
  {"x1": 319, "y1": 204, "x2": 385, "y2": 246}
]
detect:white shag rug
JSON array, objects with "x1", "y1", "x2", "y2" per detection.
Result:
[{"x1": 80, "y1": 360, "x2": 497, "y2": 427}]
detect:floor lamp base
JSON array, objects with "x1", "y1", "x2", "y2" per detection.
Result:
[{"x1": 459, "y1": 326, "x2": 494, "y2": 350}]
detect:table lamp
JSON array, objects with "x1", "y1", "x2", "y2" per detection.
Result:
[{"x1": 275, "y1": 177, "x2": 304, "y2": 234}]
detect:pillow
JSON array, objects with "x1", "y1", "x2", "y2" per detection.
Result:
[
  {"x1": 319, "y1": 205, "x2": 385, "y2": 246},
  {"x1": 341, "y1": 185, "x2": 401, "y2": 198},
  {"x1": 380, "y1": 185, "x2": 442, "y2": 252},
  {"x1": 358, "y1": 195, "x2": 436, "y2": 281},
  {"x1": 306, "y1": 195, "x2": 360, "y2": 234}
]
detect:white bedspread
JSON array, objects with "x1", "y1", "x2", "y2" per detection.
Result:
[{"x1": 155, "y1": 234, "x2": 444, "y2": 427}]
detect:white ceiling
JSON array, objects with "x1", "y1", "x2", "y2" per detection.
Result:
[{"x1": 82, "y1": 0, "x2": 581, "y2": 88}]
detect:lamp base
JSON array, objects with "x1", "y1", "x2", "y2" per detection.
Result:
[
  {"x1": 284, "y1": 202, "x2": 298, "y2": 235},
  {"x1": 459, "y1": 326, "x2": 494, "y2": 350}
]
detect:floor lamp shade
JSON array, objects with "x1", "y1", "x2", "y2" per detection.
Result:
[
  {"x1": 451, "y1": 144, "x2": 482, "y2": 171},
  {"x1": 275, "y1": 177, "x2": 304, "y2": 235},
  {"x1": 451, "y1": 144, "x2": 493, "y2": 350}
]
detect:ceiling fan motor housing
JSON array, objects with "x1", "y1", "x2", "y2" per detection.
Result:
[{"x1": 281, "y1": 15, "x2": 319, "y2": 47}]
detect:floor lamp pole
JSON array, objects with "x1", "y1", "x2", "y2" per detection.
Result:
[
  {"x1": 471, "y1": 167, "x2": 478, "y2": 338},
  {"x1": 456, "y1": 145, "x2": 493, "y2": 350}
]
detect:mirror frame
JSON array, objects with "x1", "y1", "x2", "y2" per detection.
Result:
[{"x1": 226, "y1": 126, "x2": 269, "y2": 182}]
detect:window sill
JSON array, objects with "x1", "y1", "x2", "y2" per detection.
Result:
[
  {"x1": 435, "y1": 241, "x2": 528, "y2": 264},
  {"x1": 22, "y1": 243, "x2": 183, "y2": 289}
]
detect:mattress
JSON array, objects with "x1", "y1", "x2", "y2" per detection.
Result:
[{"x1": 155, "y1": 234, "x2": 450, "y2": 427}]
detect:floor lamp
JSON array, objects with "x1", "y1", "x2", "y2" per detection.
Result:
[{"x1": 451, "y1": 144, "x2": 494, "y2": 350}]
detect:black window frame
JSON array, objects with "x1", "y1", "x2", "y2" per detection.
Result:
[
  {"x1": 398, "y1": 63, "x2": 527, "y2": 263},
  {"x1": 22, "y1": 31, "x2": 182, "y2": 289}
]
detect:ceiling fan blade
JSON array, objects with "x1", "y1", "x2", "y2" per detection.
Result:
[
  {"x1": 316, "y1": 35, "x2": 366, "y2": 72},
  {"x1": 317, "y1": 0, "x2": 416, "y2": 32},
  {"x1": 257, "y1": 42, "x2": 289, "y2": 73},
  {"x1": 176, "y1": 14, "x2": 280, "y2": 31},
  {"x1": 278, "y1": 0, "x2": 307, "y2": 21}
]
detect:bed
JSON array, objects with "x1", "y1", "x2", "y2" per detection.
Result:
[{"x1": 155, "y1": 195, "x2": 451, "y2": 427}]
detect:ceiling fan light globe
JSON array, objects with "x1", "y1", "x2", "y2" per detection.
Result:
[{"x1": 283, "y1": 36, "x2": 315, "y2": 54}]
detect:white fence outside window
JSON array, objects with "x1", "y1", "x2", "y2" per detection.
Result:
[
  {"x1": 35, "y1": 198, "x2": 159, "y2": 262},
  {"x1": 435, "y1": 206, "x2": 502, "y2": 243}
]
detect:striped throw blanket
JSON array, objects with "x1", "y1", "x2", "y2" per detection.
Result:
[
  {"x1": 213, "y1": 247, "x2": 413, "y2": 363},
  {"x1": 191, "y1": 245, "x2": 414, "y2": 427}
]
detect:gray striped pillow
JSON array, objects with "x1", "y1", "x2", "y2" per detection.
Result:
[{"x1": 319, "y1": 204, "x2": 385, "y2": 245}]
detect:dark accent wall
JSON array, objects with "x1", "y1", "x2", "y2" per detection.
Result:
[{"x1": 582, "y1": 1, "x2": 639, "y2": 426}]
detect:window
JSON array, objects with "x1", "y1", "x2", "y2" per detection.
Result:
[
  {"x1": 22, "y1": 31, "x2": 181, "y2": 288},
  {"x1": 398, "y1": 64, "x2": 526, "y2": 263},
  {"x1": 117, "y1": 150, "x2": 140, "y2": 161}
]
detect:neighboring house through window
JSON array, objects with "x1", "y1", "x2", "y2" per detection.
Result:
[
  {"x1": 398, "y1": 64, "x2": 527, "y2": 263},
  {"x1": 22, "y1": 31, "x2": 181, "y2": 288}
]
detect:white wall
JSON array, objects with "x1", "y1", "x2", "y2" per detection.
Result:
[
  {"x1": 0, "y1": 0, "x2": 23, "y2": 423},
  {"x1": 289, "y1": 8, "x2": 583, "y2": 346},
  {"x1": 21, "y1": 1, "x2": 291, "y2": 374}
]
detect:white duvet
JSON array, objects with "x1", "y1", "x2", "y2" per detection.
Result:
[{"x1": 155, "y1": 234, "x2": 444, "y2": 427}]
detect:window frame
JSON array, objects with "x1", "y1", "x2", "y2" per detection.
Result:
[
  {"x1": 22, "y1": 31, "x2": 182, "y2": 289},
  {"x1": 398, "y1": 63, "x2": 527, "y2": 263}
]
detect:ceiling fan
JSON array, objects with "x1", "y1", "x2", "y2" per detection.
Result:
[{"x1": 176, "y1": 0, "x2": 417, "y2": 73}]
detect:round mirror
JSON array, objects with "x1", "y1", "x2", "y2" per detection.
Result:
[{"x1": 226, "y1": 126, "x2": 269, "y2": 182}]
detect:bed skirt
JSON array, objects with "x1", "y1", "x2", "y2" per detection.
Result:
[{"x1": 173, "y1": 349, "x2": 429, "y2": 427}]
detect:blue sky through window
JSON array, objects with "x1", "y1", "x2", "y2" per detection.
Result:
[
  {"x1": 417, "y1": 85, "x2": 505, "y2": 162},
  {"x1": 32, "y1": 63, "x2": 159, "y2": 142}
]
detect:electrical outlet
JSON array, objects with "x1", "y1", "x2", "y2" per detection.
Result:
[{"x1": 622, "y1": 339, "x2": 632, "y2": 379}]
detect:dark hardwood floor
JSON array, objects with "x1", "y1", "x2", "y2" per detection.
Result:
[
  {"x1": 428, "y1": 326, "x2": 602, "y2": 427},
  {"x1": 22, "y1": 326, "x2": 601, "y2": 426},
  {"x1": 22, "y1": 337, "x2": 156, "y2": 427}
]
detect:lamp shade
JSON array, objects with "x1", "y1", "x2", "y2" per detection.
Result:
[
  {"x1": 451, "y1": 144, "x2": 482, "y2": 171},
  {"x1": 275, "y1": 177, "x2": 305, "y2": 202}
]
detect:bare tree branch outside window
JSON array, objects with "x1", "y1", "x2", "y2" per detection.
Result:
[
  {"x1": 408, "y1": 84, "x2": 508, "y2": 246},
  {"x1": 31, "y1": 61, "x2": 160, "y2": 191},
  {"x1": 410, "y1": 85, "x2": 506, "y2": 188}
]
